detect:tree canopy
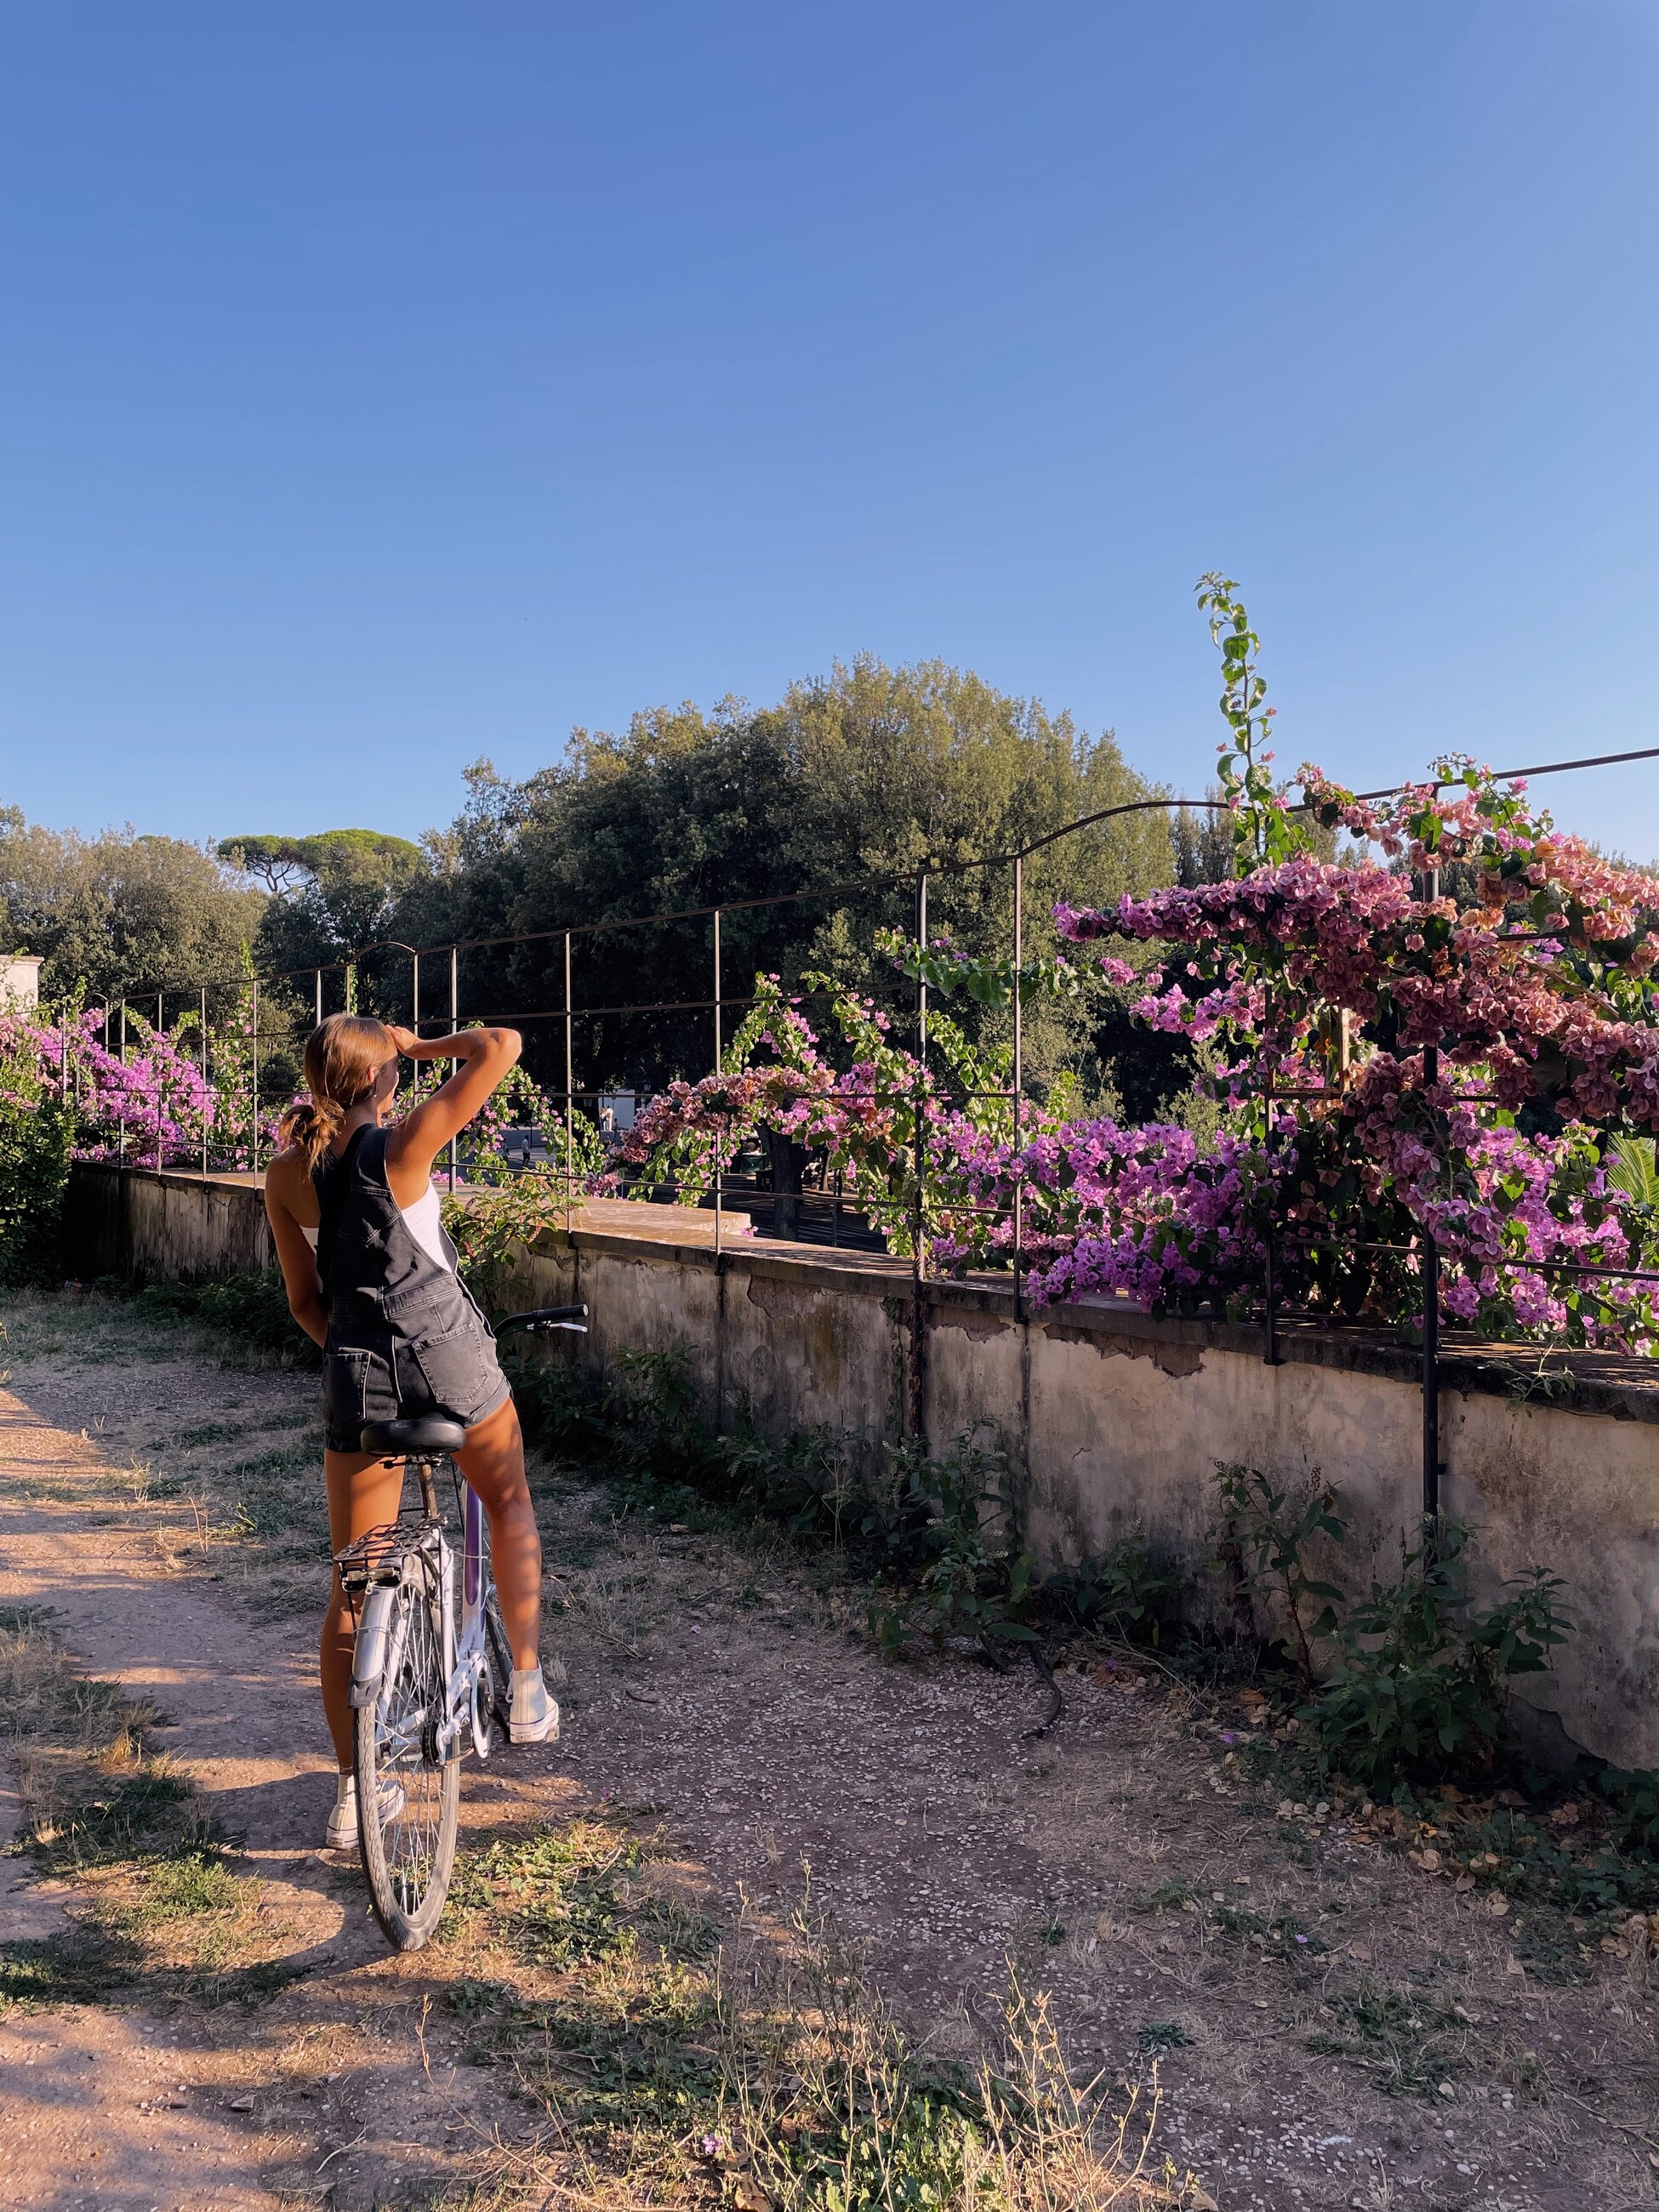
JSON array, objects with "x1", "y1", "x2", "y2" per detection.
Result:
[
  {"x1": 386, "y1": 657, "x2": 1177, "y2": 1098},
  {"x1": 218, "y1": 829, "x2": 430, "y2": 979},
  {"x1": 0, "y1": 808, "x2": 265, "y2": 1001}
]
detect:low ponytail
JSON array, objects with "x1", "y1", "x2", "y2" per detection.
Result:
[
  {"x1": 278, "y1": 1012, "x2": 397, "y2": 1172},
  {"x1": 278, "y1": 1092, "x2": 347, "y2": 1172}
]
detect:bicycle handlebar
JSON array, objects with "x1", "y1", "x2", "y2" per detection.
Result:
[{"x1": 495, "y1": 1304, "x2": 589, "y2": 1334}]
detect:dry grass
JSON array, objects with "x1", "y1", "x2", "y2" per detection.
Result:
[
  {"x1": 419, "y1": 1805, "x2": 1201, "y2": 2212},
  {"x1": 0, "y1": 1605, "x2": 282, "y2": 2007},
  {"x1": 0, "y1": 1602, "x2": 159, "y2": 1840}
]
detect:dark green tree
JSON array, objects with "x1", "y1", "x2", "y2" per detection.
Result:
[
  {"x1": 0, "y1": 808, "x2": 265, "y2": 1001},
  {"x1": 219, "y1": 830, "x2": 430, "y2": 985}
]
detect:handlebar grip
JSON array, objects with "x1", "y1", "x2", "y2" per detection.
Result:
[{"x1": 496, "y1": 1304, "x2": 590, "y2": 1333}]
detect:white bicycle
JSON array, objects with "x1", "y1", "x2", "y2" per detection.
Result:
[{"x1": 334, "y1": 1303, "x2": 587, "y2": 1950}]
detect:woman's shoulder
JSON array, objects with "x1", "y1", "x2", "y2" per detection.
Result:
[{"x1": 263, "y1": 1146, "x2": 310, "y2": 1210}]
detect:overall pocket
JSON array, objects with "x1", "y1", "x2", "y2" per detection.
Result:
[
  {"x1": 322, "y1": 1348, "x2": 373, "y2": 1445},
  {"x1": 403, "y1": 1323, "x2": 499, "y2": 1421}
]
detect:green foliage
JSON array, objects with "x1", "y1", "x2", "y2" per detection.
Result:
[
  {"x1": 1212, "y1": 1462, "x2": 1348, "y2": 1685},
  {"x1": 500, "y1": 1350, "x2": 613, "y2": 1459},
  {"x1": 0, "y1": 1031, "x2": 73, "y2": 1285},
  {"x1": 1195, "y1": 575, "x2": 1308, "y2": 870},
  {"x1": 504, "y1": 1345, "x2": 1177, "y2": 1670},
  {"x1": 1215, "y1": 1467, "x2": 1575, "y2": 1793},
  {"x1": 385, "y1": 658, "x2": 1175, "y2": 1099},
  {"x1": 128, "y1": 1270, "x2": 322, "y2": 1367},
  {"x1": 1307, "y1": 1520, "x2": 1572, "y2": 1789},
  {"x1": 866, "y1": 1428, "x2": 1038, "y2": 1661},
  {"x1": 1583, "y1": 1759, "x2": 1659, "y2": 1852},
  {"x1": 1605, "y1": 1132, "x2": 1659, "y2": 1208},
  {"x1": 1302, "y1": 1978, "x2": 1473, "y2": 2101},
  {"x1": 224, "y1": 828, "x2": 429, "y2": 978},
  {"x1": 0, "y1": 807, "x2": 265, "y2": 1002},
  {"x1": 1043, "y1": 1529, "x2": 1183, "y2": 1645}
]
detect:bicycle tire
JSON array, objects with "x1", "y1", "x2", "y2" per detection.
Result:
[
  {"x1": 472, "y1": 1507, "x2": 512, "y2": 1741},
  {"x1": 355, "y1": 1553, "x2": 459, "y2": 1950},
  {"x1": 483, "y1": 1587, "x2": 513, "y2": 1736}
]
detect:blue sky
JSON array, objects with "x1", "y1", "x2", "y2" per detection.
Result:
[{"x1": 3, "y1": 2, "x2": 1656, "y2": 859}]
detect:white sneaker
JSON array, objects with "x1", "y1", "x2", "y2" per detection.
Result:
[
  {"x1": 324, "y1": 1772, "x2": 405, "y2": 1849},
  {"x1": 509, "y1": 1666, "x2": 561, "y2": 1746}
]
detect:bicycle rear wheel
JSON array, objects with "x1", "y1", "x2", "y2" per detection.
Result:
[{"x1": 355, "y1": 1553, "x2": 459, "y2": 1950}]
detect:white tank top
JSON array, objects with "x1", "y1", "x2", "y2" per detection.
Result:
[{"x1": 302, "y1": 1183, "x2": 453, "y2": 1273}]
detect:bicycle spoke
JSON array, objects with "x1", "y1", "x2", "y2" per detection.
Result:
[{"x1": 375, "y1": 1580, "x2": 449, "y2": 1913}]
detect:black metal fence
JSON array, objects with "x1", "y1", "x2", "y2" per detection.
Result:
[{"x1": 87, "y1": 742, "x2": 1659, "y2": 1501}]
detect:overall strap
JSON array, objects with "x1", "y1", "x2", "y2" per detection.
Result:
[{"x1": 311, "y1": 1124, "x2": 376, "y2": 1298}]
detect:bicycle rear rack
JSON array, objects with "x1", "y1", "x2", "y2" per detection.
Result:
[{"x1": 335, "y1": 1520, "x2": 423, "y2": 1593}]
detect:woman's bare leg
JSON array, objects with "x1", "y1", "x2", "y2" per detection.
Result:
[
  {"x1": 322, "y1": 1449, "x2": 406, "y2": 1771},
  {"x1": 457, "y1": 1395, "x2": 542, "y2": 1671}
]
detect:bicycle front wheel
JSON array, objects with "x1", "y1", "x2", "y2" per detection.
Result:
[{"x1": 355, "y1": 1554, "x2": 459, "y2": 1950}]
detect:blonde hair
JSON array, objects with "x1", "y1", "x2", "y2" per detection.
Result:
[{"x1": 279, "y1": 1013, "x2": 397, "y2": 1171}]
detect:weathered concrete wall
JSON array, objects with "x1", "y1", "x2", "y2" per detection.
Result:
[
  {"x1": 66, "y1": 1160, "x2": 1659, "y2": 1769},
  {"x1": 66, "y1": 1162, "x2": 274, "y2": 1281}
]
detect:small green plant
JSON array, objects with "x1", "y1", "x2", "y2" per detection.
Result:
[
  {"x1": 1305, "y1": 1518, "x2": 1571, "y2": 1789},
  {"x1": 609, "y1": 1348, "x2": 726, "y2": 1489},
  {"x1": 1045, "y1": 1529, "x2": 1183, "y2": 1645},
  {"x1": 1583, "y1": 1759, "x2": 1659, "y2": 1852},
  {"x1": 1212, "y1": 1462, "x2": 1347, "y2": 1685},
  {"x1": 867, "y1": 1428, "x2": 1038, "y2": 1662},
  {"x1": 1303, "y1": 1977, "x2": 1470, "y2": 2100},
  {"x1": 499, "y1": 1346, "x2": 612, "y2": 1457}
]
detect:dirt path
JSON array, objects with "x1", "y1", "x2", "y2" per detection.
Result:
[
  {"x1": 3, "y1": 1292, "x2": 1656, "y2": 2211},
  {"x1": 0, "y1": 1327, "x2": 571, "y2": 2212}
]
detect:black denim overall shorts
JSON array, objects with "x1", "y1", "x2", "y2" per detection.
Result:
[{"x1": 313, "y1": 1126, "x2": 510, "y2": 1454}]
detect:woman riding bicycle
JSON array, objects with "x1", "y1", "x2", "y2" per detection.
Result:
[{"x1": 265, "y1": 1012, "x2": 558, "y2": 1850}]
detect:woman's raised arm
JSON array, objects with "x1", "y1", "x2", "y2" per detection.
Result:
[{"x1": 384, "y1": 1024, "x2": 522, "y2": 1193}]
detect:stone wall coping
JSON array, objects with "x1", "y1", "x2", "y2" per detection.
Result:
[{"x1": 81, "y1": 1160, "x2": 1659, "y2": 1426}]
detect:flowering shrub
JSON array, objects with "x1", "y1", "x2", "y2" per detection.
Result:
[
  {"x1": 0, "y1": 994, "x2": 291, "y2": 1183},
  {"x1": 616, "y1": 743, "x2": 1659, "y2": 1353},
  {"x1": 398, "y1": 1055, "x2": 612, "y2": 1194},
  {"x1": 1049, "y1": 754, "x2": 1659, "y2": 1344}
]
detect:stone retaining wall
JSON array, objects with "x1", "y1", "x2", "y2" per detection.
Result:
[{"x1": 66, "y1": 1160, "x2": 1659, "y2": 1770}]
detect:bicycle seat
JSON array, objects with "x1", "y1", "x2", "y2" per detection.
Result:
[{"x1": 360, "y1": 1416, "x2": 467, "y2": 1460}]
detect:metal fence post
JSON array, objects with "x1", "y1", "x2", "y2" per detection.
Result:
[
  {"x1": 315, "y1": 968, "x2": 323, "y2": 1029},
  {"x1": 1012, "y1": 854, "x2": 1023, "y2": 1322},
  {"x1": 712, "y1": 909, "x2": 722, "y2": 1258},
  {"x1": 1263, "y1": 990, "x2": 1281, "y2": 1366},
  {"x1": 155, "y1": 994, "x2": 165, "y2": 1169},
  {"x1": 250, "y1": 980, "x2": 259, "y2": 1175},
  {"x1": 563, "y1": 932, "x2": 574, "y2": 1234},
  {"x1": 911, "y1": 868, "x2": 929, "y2": 1446},
  {"x1": 201, "y1": 985, "x2": 209, "y2": 1177},
  {"x1": 1422, "y1": 868, "x2": 1443, "y2": 1525},
  {"x1": 448, "y1": 947, "x2": 459, "y2": 1193},
  {"x1": 117, "y1": 1000, "x2": 127, "y2": 1172},
  {"x1": 412, "y1": 951, "x2": 420, "y2": 1038}
]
